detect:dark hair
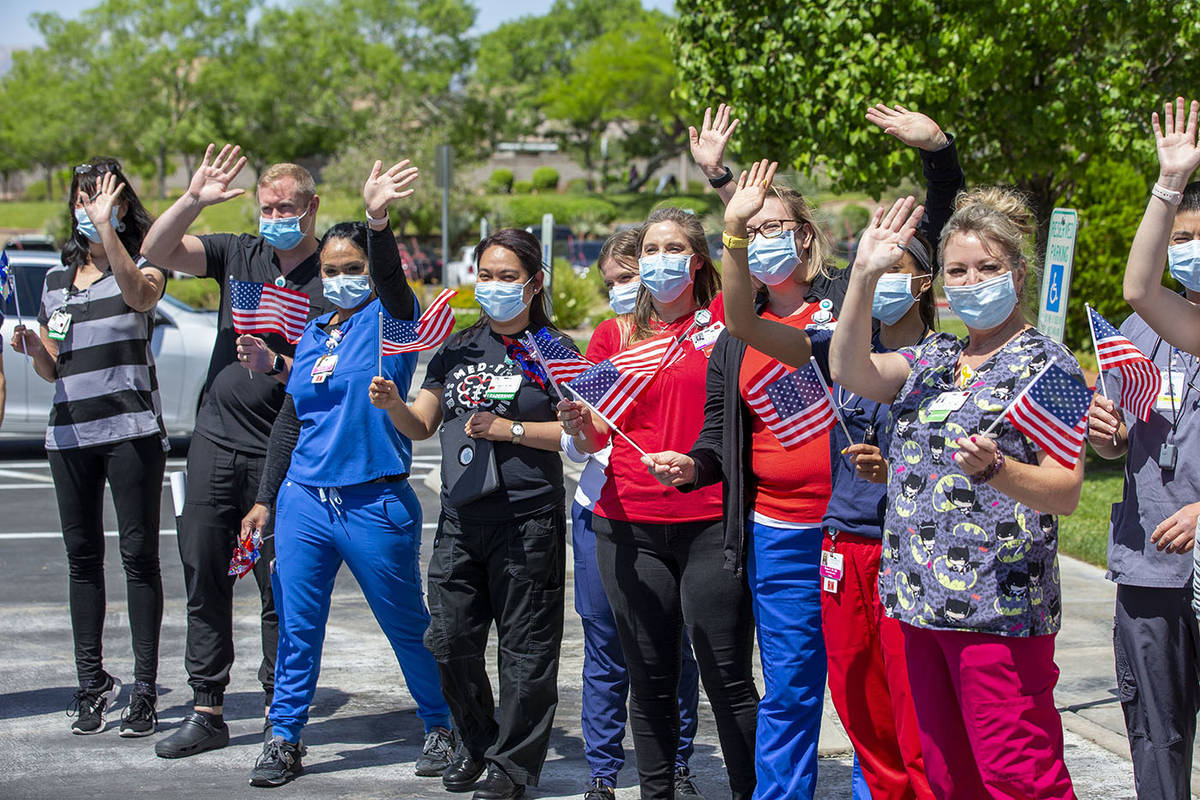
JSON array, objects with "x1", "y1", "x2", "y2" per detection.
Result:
[
  {"x1": 1180, "y1": 181, "x2": 1200, "y2": 215},
  {"x1": 318, "y1": 221, "x2": 369, "y2": 259},
  {"x1": 597, "y1": 227, "x2": 641, "y2": 272},
  {"x1": 907, "y1": 230, "x2": 939, "y2": 333},
  {"x1": 63, "y1": 156, "x2": 154, "y2": 271},
  {"x1": 472, "y1": 228, "x2": 554, "y2": 331},
  {"x1": 630, "y1": 207, "x2": 720, "y2": 343}
]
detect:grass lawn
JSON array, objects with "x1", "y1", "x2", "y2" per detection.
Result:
[{"x1": 1060, "y1": 454, "x2": 1122, "y2": 569}]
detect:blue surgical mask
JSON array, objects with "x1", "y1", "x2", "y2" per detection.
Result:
[
  {"x1": 74, "y1": 206, "x2": 121, "y2": 243},
  {"x1": 1167, "y1": 239, "x2": 1200, "y2": 292},
  {"x1": 259, "y1": 210, "x2": 308, "y2": 250},
  {"x1": 747, "y1": 231, "x2": 801, "y2": 285},
  {"x1": 944, "y1": 272, "x2": 1019, "y2": 331},
  {"x1": 872, "y1": 273, "x2": 922, "y2": 325},
  {"x1": 608, "y1": 280, "x2": 641, "y2": 314},
  {"x1": 638, "y1": 253, "x2": 693, "y2": 302},
  {"x1": 321, "y1": 274, "x2": 373, "y2": 309},
  {"x1": 476, "y1": 276, "x2": 532, "y2": 323}
]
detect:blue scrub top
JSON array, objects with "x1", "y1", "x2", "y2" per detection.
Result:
[{"x1": 285, "y1": 297, "x2": 418, "y2": 487}]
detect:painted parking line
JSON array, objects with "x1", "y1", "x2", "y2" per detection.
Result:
[{"x1": 0, "y1": 468, "x2": 53, "y2": 482}]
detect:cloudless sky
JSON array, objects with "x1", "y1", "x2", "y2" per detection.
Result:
[{"x1": 0, "y1": 0, "x2": 674, "y2": 48}]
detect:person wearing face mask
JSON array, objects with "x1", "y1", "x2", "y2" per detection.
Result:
[
  {"x1": 560, "y1": 207, "x2": 760, "y2": 800},
  {"x1": 231, "y1": 162, "x2": 454, "y2": 787},
  {"x1": 140, "y1": 146, "x2": 334, "y2": 758},
  {"x1": 645, "y1": 105, "x2": 960, "y2": 800},
  {"x1": 1104, "y1": 97, "x2": 1200, "y2": 800},
  {"x1": 831, "y1": 186, "x2": 1085, "y2": 800},
  {"x1": 373, "y1": 228, "x2": 575, "y2": 800},
  {"x1": 11, "y1": 158, "x2": 168, "y2": 737},
  {"x1": 559, "y1": 228, "x2": 705, "y2": 800}
]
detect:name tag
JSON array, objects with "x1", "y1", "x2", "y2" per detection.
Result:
[
  {"x1": 485, "y1": 374, "x2": 522, "y2": 400},
  {"x1": 310, "y1": 353, "x2": 338, "y2": 383},
  {"x1": 691, "y1": 321, "x2": 725, "y2": 352},
  {"x1": 820, "y1": 549, "x2": 844, "y2": 593},
  {"x1": 924, "y1": 390, "x2": 971, "y2": 423},
  {"x1": 47, "y1": 308, "x2": 71, "y2": 340},
  {"x1": 1157, "y1": 369, "x2": 1185, "y2": 413}
]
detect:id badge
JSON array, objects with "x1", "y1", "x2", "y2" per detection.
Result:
[
  {"x1": 924, "y1": 390, "x2": 970, "y2": 423},
  {"x1": 47, "y1": 308, "x2": 71, "y2": 341},
  {"x1": 485, "y1": 374, "x2": 522, "y2": 400},
  {"x1": 690, "y1": 321, "x2": 725, "y2": 354},
  {"x1": 820, "y1": 550, "x2": 844, "y2": 594},
  {"x1": 1157, "y1": 369, "x2": 1184, "y2": 413},
  {"x1": 310, "y1": 353, "x2": 338, "y2": 383}
]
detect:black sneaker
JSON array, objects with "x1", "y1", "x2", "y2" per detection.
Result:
[
  {"x1": 674, "y1": 765, "x2": 705, "y2": 798},
  {"x1": 119, "y1": 684, "x2": 157, "y2": 737},
  {"x1": 249, "y1": 736, "x2": 304, "y2": 787},
  {"x1": 154, "y1": 711, "x2": 229, "y2": 758},
  {"x1": 415, "y1": 726, "x2": 456, "y2": 776},
  {"x1": 584, "y1": 777, "x2": 616, "y2": 799},
  {"x1": 68, "y1": 675, "x2": 121, "y2": 735}
]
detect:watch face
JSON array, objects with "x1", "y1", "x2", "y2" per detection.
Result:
[{"x1": 512, "y1": 423, "x2": 524, "y2": 437}]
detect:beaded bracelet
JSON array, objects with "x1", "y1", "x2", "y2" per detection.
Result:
[{"x1": 970, "y1": 447, "x2": 1006, "y2": 484}]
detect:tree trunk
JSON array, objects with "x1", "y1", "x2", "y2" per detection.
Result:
[
  {"x1": 158, "y1": 143, "x2": 168, "y2": 200},
  {"x1": 44, "y1": 165, "x2": 53, "y2": 200},
  {"x1": 627, "y1": 148, "x2": 683, "y2": 193}
]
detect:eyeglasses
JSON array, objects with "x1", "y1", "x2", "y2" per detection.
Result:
[
  {"x1": 74, "y1": 163, "x2": 116, "y2": 176},
  {"x1": 745, "y1": 219, "x2": 801, "y2": 240}
]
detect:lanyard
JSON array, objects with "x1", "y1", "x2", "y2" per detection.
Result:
[{"x1": 1149, "y1": 338, "x2": 1197, "y2": 436}]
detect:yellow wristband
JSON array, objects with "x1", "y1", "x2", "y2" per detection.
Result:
[{"x1": 722, "y1": 231, "x2": 750, "y2": 250}]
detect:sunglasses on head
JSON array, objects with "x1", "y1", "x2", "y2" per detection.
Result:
[{"x1": 73, "y1": 163, "x2": 117, "y2": 176}]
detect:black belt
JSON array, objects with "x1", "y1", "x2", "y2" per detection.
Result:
[{"x1": 370, "y1": 473, "x2": 409, "y2": 484}]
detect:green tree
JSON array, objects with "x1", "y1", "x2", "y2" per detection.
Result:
[{"x1": 674, "y1": 0, "x2": 1200, "y2": 246}]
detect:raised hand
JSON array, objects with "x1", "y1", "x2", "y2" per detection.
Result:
[
  {"x1": 186, "y1": 143, "x2": 247, "y2": 207},
  {"x1": 79, "y1": 171, "x2": 125, "y2": 229},
  {"x1": 364, "y1": 159, "x2": 420, "y2": 221},
  {"x1": 1152, "y1": 97, "x2": 1200, "y2": 188},
  {"x1": 689, "y1": 103, "x2": 740, "y2": 178},
  {"x1": 865, "y1": 103, "x2": 949, "y2": 151},
  {"x1": 724, "y1": 159, "x2": 778, "y2": 233},
  {"x1": 854, "y1": 196, "x2": 923, "y2": 276}
]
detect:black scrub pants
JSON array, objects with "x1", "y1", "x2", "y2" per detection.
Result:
[
  {"x1": 48, "y1": 434, "x2": 167, "y2": 689},
  {"x1": 424, "y1": 506, "x2": 566, "y2": 786},
  {"x1": 176, "y1": 433, "x2": 277, "y2": 708}
]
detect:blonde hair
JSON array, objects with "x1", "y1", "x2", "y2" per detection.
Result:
[
  {"x1": 770, "y1": 185, "x2": 833, "y2": 284},
  {"x1": 258, "y1": 163, "x2": 317, "y2": 205},
  {"x1": 629, "y1": 206, "x2": 720, "y2": 344},
  {"x1": 938, "y1": 186, "x2": 1041, "y2": 305}
]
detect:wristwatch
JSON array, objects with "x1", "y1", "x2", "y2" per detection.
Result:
[
  {"x1": 265, "y1": 352, "x2": 285, "y2": 376},
  {"x1": 510, "y1": 421, "x2": 525, "y2": 445},
  {"x1": 708, "y1": 166, "x2": 734, "y2": 189}
]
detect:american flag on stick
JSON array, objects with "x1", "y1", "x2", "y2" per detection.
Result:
[
  {"x1": 996, "y1": 361, "x2": 1093, "y2": 469},
  {"x1": 565, "y1": 331, "x2": 683, "y2": 423},
  {"x1": 1087, "y1": 305, "x2": 1159, "y2": 421},
  {"x1": 531, "y1": 327, "x2": 593, "y2": 383},
  {"x1": 230, "y1": 279, "x2": 310, "y2": 343},
  {"x1": 381, "y1": 289, "x2": 457, "y2": 354},
  {"x1": 744, "y1": 359, "x2": 838, "y2": 448}
]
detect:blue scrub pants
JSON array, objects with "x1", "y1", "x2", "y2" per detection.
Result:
[
  {"x1": 747, "y1": 518, "x2": 826, "y2": 800},
  {"x1": 270, "y1": 479, "x2": 451, "y2": 742},
  {"x1": 572, "y1": 502, "x2": 700, "y2": 784}
]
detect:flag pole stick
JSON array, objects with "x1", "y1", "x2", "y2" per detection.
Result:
[
  {"x1": 378, "y1": 311, "x2": 383, "y2": 377},
  {"x1": 810, "y1": 357, "x2": 854, "y2": 444},
  {"x1": 1085, "y1": 303, "x2": 1117, "y2": 445},
  {"x1": 524, "y1": 332, "x2": 566, "y2": 402},
  {"x1": 9, "y1": 273, "x2": 29, "y2": 364},
  {"x1": 565, "y1": 384, "x2": 648, "y2": 457},
  {"x1": 983, "y1": 358, "x2": 1058, "y2": 437}
]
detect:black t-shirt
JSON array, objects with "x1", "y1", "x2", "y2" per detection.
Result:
[
  {"x1": 422, "y1": 322, "x2": 572, "y2": 522},
  {"x1": 195, "y1": 233, "x2": 332, "y2": 455}
]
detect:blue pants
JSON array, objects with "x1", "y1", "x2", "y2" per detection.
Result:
[
  {"x1": 747, "y1": 518, "x2": 826, "y2": 800},
  {"x1": 852, "y1": 753, "x2": 870, "y2": 798},
  {"x1": 572, "y1": 503, "x2": 700, "y2": 784},
  {"x1": 270, "y1": 480, "x2": 451, "y2": 742}
]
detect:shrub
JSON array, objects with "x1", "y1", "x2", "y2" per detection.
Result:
[
  {"x1": 486, "y1": 195, "x2": 619, "y2": 228},
  {"x1": 486, "y1": 168, "x2": 514, "y2": 194},
  {"x1": 531, "y1": 167, "x2": 560, "y2": 192},
  {"x1": 837, "y1": 203, "x2": 871, "y2": 236},
  {"x1": 566, "y1": 177, "x2": 590, "y2": 194},
  {"x1": 166, "y1": 277, "x2": 222, "y2": 310},
  {"x1": 512, "y1": 180, "x2": 534, "y2": 195},
  {"x1": 549, "y1": 257, "x2": 601, "y2": 330}
]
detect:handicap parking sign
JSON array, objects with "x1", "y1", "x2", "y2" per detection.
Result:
[
  {"x1": 1046, "y1": 263, "x2": 1064, "y2": 313},
  {"x1": 1037, "y1": 210, "x2": 1078, "y2": 344}
]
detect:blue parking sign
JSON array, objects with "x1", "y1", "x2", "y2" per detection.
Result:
[{"x1": 1046, "y1": 263, "x2": 1064, "y2": 312}]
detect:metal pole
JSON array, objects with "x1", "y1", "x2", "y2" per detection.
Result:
[{"x1": 541, "y1": 213, "x2": 554, "y2": 318}]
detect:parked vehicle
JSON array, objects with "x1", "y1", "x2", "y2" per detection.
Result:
[{"x1": 1, "y1": 250, "x2": 217, "y2": 438}]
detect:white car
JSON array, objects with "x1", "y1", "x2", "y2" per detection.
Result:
[{"x1": 1, "y1": 250, "x2": 218, "y2": 438}]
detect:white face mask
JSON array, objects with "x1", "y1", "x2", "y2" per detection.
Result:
[
  {"x1": 608, "y1": 280, "x2": 641, "y2": 314},
  {"x1": 321, "y1": 274, "x2": 373, "y2": 309}
]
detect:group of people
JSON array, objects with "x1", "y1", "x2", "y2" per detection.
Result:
[{"x1": 12, "y1": 95, "x2": 1200, "y2": 800}]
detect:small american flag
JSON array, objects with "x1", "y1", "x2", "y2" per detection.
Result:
[
  {"x1": 1088, "y1": 306, "x2": 1159, "y2": 421},
  {"x1": 566, "y1": 332, "x2": 682, "y2": 422},
  {"x1": 1007, "y1": 362, "x2": 1093, "y2": 468},
  {"x1": 0, "y1": 250, "x2": 10, "y2": 300},
  {"x1": 744, "y1": 360, "x2": 837, "y2": 448},
  {"x1": 230, "y1": 279, "x2": 310, "y2": 343},
  {"x1": 381, "y1": 289, "x2": 457, "y2": 354},
  {"x1": 532, "y1": 327, "x2": 593, "y2": 383}
]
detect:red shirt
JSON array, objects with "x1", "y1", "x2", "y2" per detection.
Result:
[
  {"x1": 737, "y1": 305, "x2": 832, "y2": 525},
  {"x1": 589, "y1": 298, "x2": 725, "y2": 524}
]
